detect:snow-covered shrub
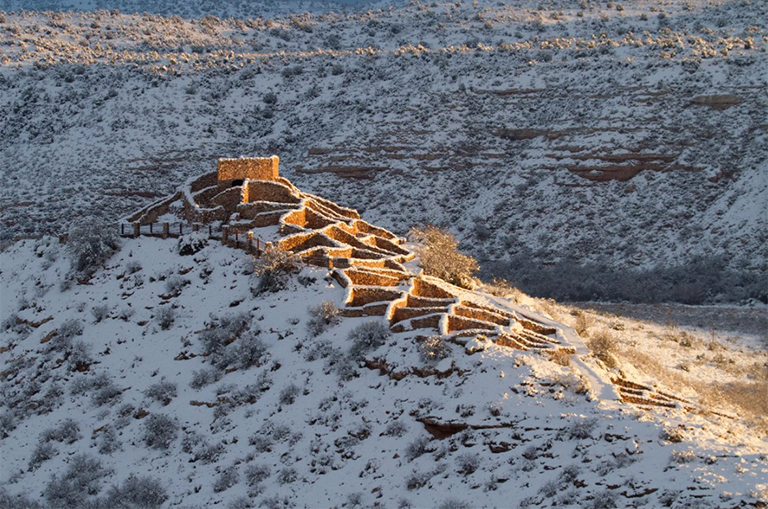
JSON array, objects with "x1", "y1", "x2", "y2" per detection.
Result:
[
  {"x1": 189, "y1": 367, "x2": 223, "y2": 389},
  {"x1": 125, "y1": 260, "x2": 142, "y2": 274},
  {"x1": 384, "y1": 420, "x2": 408, "y2": 437},
  {"x1": 67, "y1": 340, "x2": 92, "y2": 371},
  {"x1": 67, "y1": 221, "x2": 120, "y2": 277},
  {"x1": 590, "y1": 490, "x2": 617, "y2": 509},
  {"x1": 235, "y1": 332, "x2": 267, "y2": 370},
  {"x1": 277, "y1": 467, "x2": 298, "y2": 484},
  {"x1": 213, "y1": 465, "x2": 240, "y2": 492},
  {"x1": 91, "y1": 304, "x2": 110, "y2": 323},
  {"x1": 0, "y1": 487, "x2": 42, "y2": 509},
  {"x1": 117, "y1": 307, "x2": 135, "y2": 322},
  {"x1": 228, "y1": 497, "x2": 254, "y2": 509},
  {"x1": 177, "y1": 232, "x2": 208, "y2": 256},
  {"x1": 252, "y1": 244, "x2": 300, "y2": 294},
  {"x1": 107, "y1": 474, "x2": 167, "y2": 508},
  {"x1": 143, "y1": 380, "x2": 177, "y2": 405},
  {"x1": 348, "y1": 321, "x2": 390, "y2": 360},
  {"x1": 91, "y1": 375, "x2": 122, "y2": 407},
  {"x1": 196, "y1": 442, "x2": 225, "y2": 464},
  {"x1": 41, "y1": 418, "x2": 80, "y2": 444},
  {"x1": 409, "y1": 225, "x2": 478, "y2": 288},
  {"x1": 249, "y1": 434, "x2": 273, "y2": 453},
  {"x1": 346, "y1": 492, "x2": 364, "y2": 507},
  {"x1": 279, "y1": 383, "x2": 300, "y2": 405},
  {"x1": 0, "y1": 410, "x2": 16, "y2": 437},
  {"x1": 142, "y1": 414, "x2": 179, "y2": 450},
  {"x1": 568, "y1": 417, "x2": 598, "y2": 440},
  {"x1": 98, "y1": 426, "x2": 121, "y2": 454},
  {"x1": 418, "y1": 336, "x2": 451, "y2": 363},
  {"x1": 588, "y1": 329, "x2": 618, "y2": 368},
  {"x1": 164, "y1": 275, "x2": 189, "y2": 296},
  {"x1": 456, "y1": 452, "x2": 480, "y2": 476},
  {"x1": 58, "y1": 318, "x2": 84, "y2": 340},
  {"x1": 28, "y1": 441, "x2": 57, "y2": 471},
  {"x1": 671, "y1": 450, "x2": 696, "y2": 464},
  {"x1": 199, "y1": 313, "x2": 250, "y2": 369},
  {"x1": 43, "y1": 453, "x2": 109, "y2": 508},
  {"x1": 405, "y1": 436, "x2": 431, "y2": 461},
  {"x1": 307, "y1": 301, "x2": 340, "y2": 337},
  {"x1": 561, "y1": 464, "x2": 581, "y2": 483},
  {"x1": 437, "y1": 499, "x2": 472, "y2": 509},
  {"x1": 245, "y1": 464, "x2": 271, "y2": 485},
  {"x1": 405, "y1": 470, "x2": 431, "y2": 490}
]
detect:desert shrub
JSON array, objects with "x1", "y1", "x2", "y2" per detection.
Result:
[
  {"x1": 561, "y1": 464, "x2": 581, "y2": 482},
  {"x1": 107, "y1": 474, "x2": 167, "y2": 509},
  {"x1": 418, "y1": 336, "x2": 451, "y2": 363},
  {"x1": 249, "y1": 434, "x2": 273, "y2": 453},
  {"x1": 348, "y1": 321, "x2": 390, "y2": 360},
  {"x1": 164, "y1": 275, "x2": 189, "y2": 296},
  {"x1": 456, "y1": 453, "x2": 480, "y2": 475},
  {"x1": 213, "y1": 466, "x2": 240, "y2": 492},
  {"x1": 189, "y1": 367, "x2": 223, "y2": 389},
  {"x1": 244, "y1": 464, "x2": 271, "y2": 485},
  {"x1": 405, "y1": 470, "x2": 431, "y2": 490},
  {"x1": 0, "y1": 410, "x2": 16, "y2": 436},
  {"x1": 279, "y1": 383, "x2": 300, "y2": 405},
  {"x1": 92, "y1": 304, "x2": 110, "y2": 323},
  {"x1": 68, "y1": 340, "x2": 93, "y2": 371},
  {"x1": 384, "y1": 420, "x2": 408, "y2": 437},
  {"x1": 0, "y1": 487, "x2": 43, "y2": 508},
  {"x1": 155, "y1": 306, "x2": 175, "y2": 330},
  {"x1": 229, "y1": 497, "x2": 254, "y2": 509},
  {"x1": 143, "y1": 380, "x2": 177, "y2": 405},
  {"x1": 28, "y1": 441, "x2": 57, "y2": 470},
  {"x1": 236, "y1": 332, "x2": 268, "y2": 370},
  {"x1": 409, "y1": 225, "x2": 478, "y2": 288},
  {"x1": 588, "y1": 329, "x2": 618, "y2": 368},
  {"x1": 43, "y1": 453, "x2": 109, "y2": 508},
  {"x1": 405, "y1": 436, "x2": 431, "y2": 461},
  {"x1": 252, "y1": 245, "x2": 300, "y2": 294},
  {"x1": 59, "y1": 318, "x2": 84, "y2": 339},
  {"x1": 485, "y1": 277, "x2": 522, "y2": 302},
  {"x1": 438, "y1": 499, "x2": 472, "y2": 509},
  {"x1": 67, "y1": 221, "x2": 120, "y2": 277},
  {"x1": 568, "y1": 417, "x2": 598, "y2": 440},
  {"x1": 41, "y1": 418, "x2": 80, "y2": 444},
  {"x1": 125, "y1": 260, "x2": 142, "y2": 274},
  {"x1": 590, "y1": 490, "x2": 617, "y2": 509},
  {"x1": 307, "y1": 301, "x2": 340, "y2": 337},
  {"x1": 98, "y1": 426, "x2": 121, "y2": 454},
  {"x1": 572, "y1": 309, "x2": 594, "y2": 335},
  {"x1": 117, "y1": 307, "x2": 135, "y2": 321},
  {"x1": 143, "y1": 414, "x2": 178, "y2": 450},
  {"x1": 277, "y1": 467, "x2": 298, "y2": 484},
  {"x1": 198, "y1": 313, "x2": 251, "y2": 369},
  {"x1": 92, "y1": 377, "x2": 122, "y2": 407},
  {"x1": 670, "y1": 450, "x2": 696, "y2": 464}
]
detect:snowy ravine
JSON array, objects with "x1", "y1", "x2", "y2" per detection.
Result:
[
  {"x1": 1, "y1": 234, "x2": 766, "y2": 508},
  {"x1": 1, "y1": 0, "x2": 767, "y2": 303}
]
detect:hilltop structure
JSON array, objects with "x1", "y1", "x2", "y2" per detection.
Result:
[{"x1": 126, "y1": 156, "x2": 697, "y2": 410}]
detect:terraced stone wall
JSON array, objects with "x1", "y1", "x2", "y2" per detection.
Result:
[{"x1": 218, "y1": 156, "x2": 279, "y2": 185}]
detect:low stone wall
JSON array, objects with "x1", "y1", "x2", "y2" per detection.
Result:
[
  {"x1": 345, "y1": 269, "x2": 402, "y2": 287},
  {"x1": 218, "y1": 156, "x2": 279, "y2": 184},
  {"x1": 446, "y1": 314, "x2": 495, "y2": 333},
  {"x1": 453, "y1": 305, "x2": 510, "y2": 326},
  {"x1": 126, "y1": 191, "x2": 182, "y2": 224},
  {"x1": 406, "y1": 294, "x2": 455, "y2": 308},
  {"x1": 348, "y1": 287, "x2": 402, "y2": 307},
  {"x1": 190, "y1": 172, "x2": 218, "y2": 193},
  {"x1": 392, "y1": 306, "x2": 446, "y2": 324},
  {"x1": 243, "y1": 180, "x2": 300, "y2": 205},
  {"x1": 413, "y1": 278, "x2": 455, "y2": 299}
]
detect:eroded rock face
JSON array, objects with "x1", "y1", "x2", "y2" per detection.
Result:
[{"x1": 691, "y1": 94, "x2": 743, "y2": 110}]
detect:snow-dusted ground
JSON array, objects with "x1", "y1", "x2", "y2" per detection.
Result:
[
  {"x1": 1, "y1": 234, "x2": 766, "y2": 508},
  {"x1": 1, "y1": 0, "x2": 766, "y2": 303}
]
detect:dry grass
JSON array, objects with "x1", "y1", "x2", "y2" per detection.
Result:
[{"x1": 587, "y1": 329, "x2": 618, "y2": 369}]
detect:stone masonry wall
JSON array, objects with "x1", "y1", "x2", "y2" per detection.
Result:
[{"x1": 218, "y1": 156, "x2": 279, "y2": 184}]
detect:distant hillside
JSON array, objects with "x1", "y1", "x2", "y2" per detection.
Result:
[{"x1": 0, "y1": 0, "x2": 766, "y2": 304}]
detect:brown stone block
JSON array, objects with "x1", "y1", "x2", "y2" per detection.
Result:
[{"x1": 218, "y1": 156, "x2": 279, "y2": 184}]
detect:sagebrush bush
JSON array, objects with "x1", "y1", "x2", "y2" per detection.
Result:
[
  {"x1": 164, "y1": 275, "x2": 189, "y2": 296},
  {"x1": 91, "y1": 304, "x2": 110, "y2": 323},
  {"x1": 107, "y1": 474, "x2": 167, "y2": 509},
  {"x1": 41, "y1": 418, "x2": 80, "y2": 444},
  {"x1": 277, "y1": 467, "x2": 298, "y2": 484},
  {"x1": 348, "y1": 321, "x2": 390, "y2": 360},
  {"x1": 213, "y1": 466, "x2": 240, "y2": 493},
  {"x1": 405, "y1": 436, "x2": 431, "y2": 461},
  {"x1": 98, "y1": 426, "x2": 121, "y2": 454},
  {"x1": 43, "y1": 453, "x2": 108, "y2": 508},
  {"x1": 456, "y1": 452, "x2": 480, "y2": 476},
  {"x1": 409, "y1": 225, "x2": 478, "y2": 288},
  {"x1": 143, "y1": 414, "x2": 179, "y2": 450},
  {"x1": 437, "y1": 499, "x2": 472, "y2": 509},
  {"x1": 67, "y1": 221, "x2": 120, "y2": 277},
  {"x1": 189, "y1": 367, "x2": 223, "y2": 389},
  {"x1": 198, "y1": 313, "x2": 251, "y2": 369},
  {"x1": 252, "y1": 245, "x2": 301, "y2": 294},
  {"x1": 279, "y1": 383, "x2": 300, "y2": 405},
  {"x1": 155, "y1": 306, "x2": 175, "y2": 330},
  {"x1": 588, "y1": 329, "x2": 618, "y2": 368},
  {"x1": 307, "y1": 301, "x2": 340, "y2": 337},
  {"x1": 58, "y1": 318, "x2": 84, "y2": 339},
  {"x1": 418, "y1": 336, "x2": 451, "y2": 363},
  {"x1": 244, "y1": 464, "x2": 271, "y2": 485},
  {"x1": 143, "y1": 380, "x2": 177, "y2": 405},
  {"x1": 28, "y1": 441, "x2": 57, "y2": 471},
  {"x1": 568, "y1": 417, "x2": 598, "y2": 440}
]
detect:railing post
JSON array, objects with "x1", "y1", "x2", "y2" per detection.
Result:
[
  {"x1": 179, "y1": 223, "x2": 183, "y2": 236},
  {"x1": 133, "y1": 223, "x2": 141, "y2": 238},
  {"x1": 208, "y1": 225, "x2": 212, "y2": 238},
  {"x1": 150, "y1": 223, "x2": 153, "y2": 235},
  {"x1": 193, "y1": 223, "x2": 200, "y2": 233},
  {"x1": 121, "y1": 224, "x2": 124, "y2": 236},
  {"x1": 162, "y1": 222, "x2": 169, "y2": 239},
  {"x1": 222, "y1": 225, "x2": 229, "y2": 245},
  {"x1": 247, "y1": 232, "x2": 254, "y2": 253},
  {"x1": 235, "y1": 230, "x2": 239, "y2": 248}
]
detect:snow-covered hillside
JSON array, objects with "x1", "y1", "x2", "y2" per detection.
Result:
[
  {"x1": 0, "y1": 0, "x2": 766, "y2": 303},
  {"x1": 1, "y1": 181, "x2": 767, "y2": 507}
]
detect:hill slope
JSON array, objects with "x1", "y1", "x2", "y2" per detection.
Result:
[{"x1": 1, "y1": 174, "x2": 767, "y2": 508}]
